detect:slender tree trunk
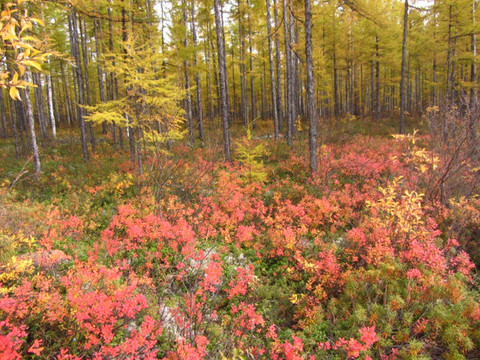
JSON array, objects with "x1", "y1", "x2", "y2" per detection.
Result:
[
  {"x1": 122, "y1": 6, "x2": 135, "y2": 161},
  {"x1": 214, "y1": 0, "x2": 231, "y2": 162},
  {"x1": 375, "y1": 35, "x2": 381, "y2": 119},
  {"x1": 68, "y1": 9, "x2": 89, "y2": 161},
  {"x1": 266, "y1": 0, "x2": 279, "y2": 138},
  {"x1": 80, "y1": 17, "x2": 95, "y2": 152},
  {"x1": 183, "y1": 0, "x2": 194, "y2": 144},
  {"x1": 399, "y1": 0, "x2": 408, "y2": 134},
  {"x1": 191, "y1": 0, "x2": 205, "y2": 142},
  {"x1": 273, "y1": 0, "x2": 283, "y2": 133},
  {"x1": 46, "y1": 60, "x2": 56, "y2": 138},
  {"x1": 446, "y1": 4, "x2": 453, "y2": 104},
  {"x1": 0, "y1": 88, "x2": 7, "y2": 138},
  {"x1": 471, "y1": 0, "x2": 477, "y2": 112},
  {"x1": 8, "y1": 96, "x2": 20, "y2": 158},
  {"x1": 432, "y1": 0, "x2": 438, "y2": 106},
  {"x1": 283, "y1": 0, "x2": 292, "y2": 145},
  {"x1": 248, "y1": 2, "x2": 256, "y2": 124},
  {"x1": 23, "y1": 72, "x2": 41, "y2": 180},
  {"x1": 32, "y1": 72, "x2": 46, "y2": 143},
  {"x1": 305, "y1": 0, "x2": 317, "y2": 174},
  {"x1": 94, "y1": 19, "x2": 107, "y2": 134},
  {"x1": 238, "y1": 0, "x2": 248, "y2": 127}
]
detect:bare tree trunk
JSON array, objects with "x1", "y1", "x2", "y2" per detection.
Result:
[
  {"x1": 248, "y1": 1, "x2": 256, "y2": 124},
  {"x1": 273, "y1": 0, "x2": 283, "y2": 133},
  {"x1": 266, "y1": 0, "x2": 279, "y2": 138},
  {"x1": 8, "y1": 96, "x2": 20, "y2": 158},
  {"x1": 191, "y1": 0, "x2": 205, "y2": 142},
  {"x1": 183, "y1": 0, "x2": 194, "y2": 144},
  {"x1": 0, "y1": 88, "x2": 8, "y2": 138},
  {"x1": 94, "y1": 19, "x2": 107, "y2": 134},
  {"x1": 238, "y1": 0, "x2": 248, "y2": 127},
  {"x1": 305, "y1": 0, "x2": 317, "y2": 174},
  {"x1": 80, "y1": 17, "x2": 95, "y2": 152},
  {"x1": 214, "y1": 0, "x2": 231, "y2": 162},
  {"x1": 32, "y1": 72, "x2": 46, "y2": 143},
  {"x1": 471, "y1": 0, "x2": 477, "y2": 112},
  {"x1": 446, "y1": 4, "x2": 453, "y2": 104},
  {"x1": 375, "y1": 35, "x2": 381, "y2": 119},
  {"x1": 23, "y1": 72, "x2": 41, "y2": 180},
  {"x1": 399, "y1": 0, "x2": 408, "y2": 134},
  {"x1": 432, "y1": 0, "x2": 438, "y2": 106},
  {"x1": 283, "y1": 0, "x2": 292, "y2": 145},
  {"x1": 46, "y1": 60, "x2": 56, "y2": 138},
  {"x1": 68, "y1": 9, "x2": 89, "y2": 161}
]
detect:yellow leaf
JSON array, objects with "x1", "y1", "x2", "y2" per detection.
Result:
[
  {"x1": 21, "y1": 59, "x2": 42, "y2": 71},
  {"x1": 9, "y1": 86, "x2": 21, "y2": 101}
]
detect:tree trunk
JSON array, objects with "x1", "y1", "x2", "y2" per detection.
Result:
[
  {"x1": 248, "y1": 1, "x2": 256, "y2": 124},
  {"x1": 32, "y1": 72, "x2": 46, "y2": 143},
  {"x1": 68, "y1": 9, "x2": 89, "y2": 161},
  {"x1": 273, "y1": 0, "x2": 283, "y2": 133},
  {"x1": 46, "y1": 60, "x2": 56, "y2": 138},
  {"x1": 305, "y1": 0, "x2": 317, "y2": 174},
  {"x1": 266, "y1": 0, "x2": 279, "y2": 139},
  {"x1": 471, "y1": 0, "x2": 477, "y2": 112},
  {"x1": 214, "y1": 0, "x2": 232, "y2": 162},
  {"x1": 238, "y1": 0, "x2": 248, "y2": 127},
  {"x1": 399, "y1": 0, "x2": 408, "y2": 134},
  {"x1": 283, "y1": 0, "x2": 292, "y2": 145},
  {"x1": 0, "y1": 88, "x2": 8, "y2": 138},
  {"x1": 23, "y1": 72, "x2": 41, "y2": 180},
  {"x1": 183, "y1": 0, "x2": 194, "y2": 144},
  {"x1": 80, "y1": 17, "x2": 95, "y2": 152},
  {"x1": 191, "y1": 0, "x2": 205, "y2": 142},
  {"x1": 94, "y1": 19, "x2": 107, "y2": 134},
  {"x1": 375, "y1": 35, "x2": 380, "y2": 119}
]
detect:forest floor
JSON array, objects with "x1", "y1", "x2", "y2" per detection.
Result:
[{"x1": 1, "y1": 118, "x2": 480, "y2": 359}]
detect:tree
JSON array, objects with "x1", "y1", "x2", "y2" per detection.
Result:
[
  {"x1": 305, "y1": 0, "x2": 317, "y2": 174},
  {"x1": 214, "y1": 0, "x2": 231, "y2": 162},
  {"x1": 399, "y1": 0, "x2": 408, "y2": 134},
  {"x1": 85, "y1": 34, "x2": 185, "y2": 169},
  {"x1": 0, "y1": 0, "x2": 50, "y2": 179}
]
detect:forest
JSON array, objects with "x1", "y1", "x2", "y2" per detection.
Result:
[{"x1": 1, "y1": 0, "x2": 480, "y2": 359}]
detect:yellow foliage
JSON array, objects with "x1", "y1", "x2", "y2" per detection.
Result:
[
  {"x1": 0, "y1": 232, "x2": 37, "y2": 294},
  {"x1": 392, "y1": 130, "x2": 439, "y2": 174},
  {"x1": 235, "y1": 119, "x2": 270, "y2": 183}
]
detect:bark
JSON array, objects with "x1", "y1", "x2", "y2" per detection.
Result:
[
  {"x1": 80, "y1": 17, "x2": 96, "y2": 152},
  {"x1": 248, "y1": 1, "x2": 256, "y2": 124},
  {"x1": 94, "y1": 19, "x2": 107, "y2": 134},
  {"x1": 273, "y1": 0, "x2": 283, "y2": 132},
  {"x1": 68, "y1": 9, "x2": 89, "y2": 161},
  {"x1": 305, "y1": 0, "x2": 317, "y2": 174},
  {"x1": 214, "y1": 0, "x2": 232, "y2": 162},
  {"x1": 399, "y1": 0, "x2": 408, "y2": 134},
  {"x1": 239, "y1": 0, "x2": 248, "y2": 127},
  {"x1": 283, "y1": 0, "x2": 292, "y2": 145},
  {"x1": 46, "y1": 60, "x2": 56, "y2": 138},
  {"x1": 446, "y1": 4, "x2": 453, "y2": 104},
  {"x1": 183, "y1": 0, "x2": 194, "y2": 144},
  {"x1": 23, "y1": 72, "x2": 41, "y2": 180},
  {"x1": 471, "y1": 0, "x2": 477, "y2": 111},
  {"x1": 0, "y1": 88, "x2": 8, "y2": 138},
  {"x1": 122, "y1": 6, "x2": 135, "y2": 161},
  {"x1": 191, "y1": 0, "x2": 205, "y2": 142},
  {"x1": 8, "y1": 95, "x2": 20, "y2": 158},
  {"x1": 375, "y1": 35, "x2": 380, "y2": 119},
  {"x1": 32, "y1": 72, "x2": 46, "y2": 143},
  {"x1": 266, "y1": 0, "x2": 279, "y2": 139}
]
